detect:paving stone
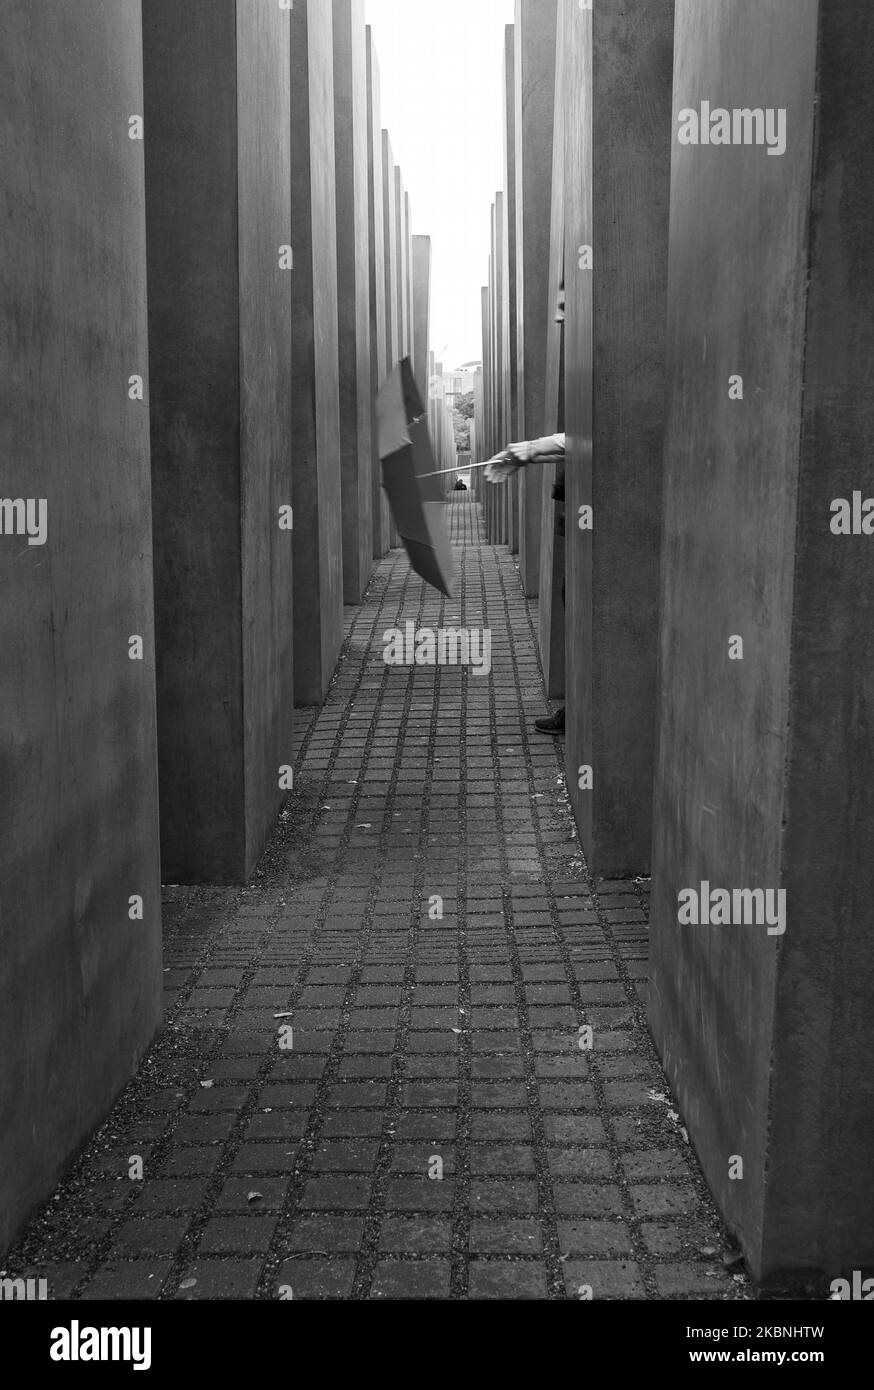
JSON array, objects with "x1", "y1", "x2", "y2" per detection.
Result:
[
  {"x1": 379, "y1": 1217, "x2": 452, "y2": 1254},
  {"x1": 370, "y1": 1260, "x2": 451, "y2": 1300},
  {"x1": 563, "y1": 1260, "x2": 647, "y2": 1300},
  {"x1": 468, "y1": 1261, "x2": 550, "y2": 1300},
  {"x1": 275, "y1": 1259, "x2": 356, "y2": 1300},
  {"x1": 175, "y1": 1260, "x2": 262, "y2": 1300}
]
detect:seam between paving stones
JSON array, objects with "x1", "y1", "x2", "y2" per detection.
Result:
[
  {"x1": 254, "y1": 551, "x2": 421, "y2": 1299},
  {"x1": 481, "y1": 537, "x2": 566, "y2": 1301},
  {"x1": 445, "y1": 502, "x2": 474, "y2": 1299},
  {"x1": 65, "y1": 549, "x2": 406, "y2": 1299},
  {"x1": 348, "y1": 551, "x2": 432, "y2": 1299},
  {"x1": 159, "y1": 552, "x2": 408, "y2": 1298},
  {"x1": 507, "y1": 538, "x2": 744, "y2": 1301}
]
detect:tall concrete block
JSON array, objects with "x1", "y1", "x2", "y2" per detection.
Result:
[
  {"x1": 516, "y1": 0, "x2": 558, "y2": 596},
  {"x1": 503, "y1": 26, "x2": 520, "y2": 447},
  {"x1": 405, "y1": 192, "x2": 415, "y2": 372},
  {"x1": 538, "y1": 0, "x2": 567, "y2": 696},
  {"x1": 366, "y1": 29, "x2": 390, "y2": 558},
  {"x1": 0, "y1": 0, "x2": 162, "y2": 1250},
  {"x1": 651, "y1": 0, "x2": 874, "y2": 1282},
  {"x1": 562, "y1": 0, "x2": 674, "y2": 875},
  {"x1": 382, "y1": 133, "x2": 400, "y2": 369},
  {"x1": 395, "y1": 168, "x2": 410, "y2": 357},
  {"x1": 144, "y1": 0, "x2": 294, "y2": 881},
  {"x1": 496, "y1": 191, "x2": 510, "y2": 545},
  {"x1": 333, "y1": 0, "x2": 373, "y2": 603},
  {"x1": 412, "y1": 235, "x2": 432, "y2": 404},
  {"x1": 291, "y1": 0, "x2": 343, "y2": 704}
]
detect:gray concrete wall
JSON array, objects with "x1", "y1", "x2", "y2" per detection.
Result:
[
  {"x1": 145, "y1": 0, "x2": 294, "y2": 881},
  {"x1": 395, "y1": 168, "x2": 410, "y2": 358},
  {"x1": 503, "y1": 26, "x2": 519, "y2": 448},
  {"x1": 404, "y1": 192, "x2": 415, "y2": 374},
  {"x1": 0, "y1": 0, "x2": 162, "y2": 1251},
  {"x1": 366, "y1": 31, "x2": 390, "y2": 559},
  {"x1": 515, "y1": 0, "x2": 558, "y2": 596},
  {"x1": 291, "y1": 0, "x2": 343, "y2": 705},
  {"x1": 538, "y1": 0, "x2": 566, "y2": 698},
  {"x1": 563, "y1": 0, "x2": 674, "y2": 876},
  {"x1": 412, "y1": 235, "x2": 432, "y2": 405},
  {"x1": 333, "y1": 0, "x2": 373, "y2": 603},
  {"x1": 382, "y1": 132, "x2": 399, "y2": 370},
  {"x1": 650, "y1": 0, "x2": 874, "y2": 1282}
]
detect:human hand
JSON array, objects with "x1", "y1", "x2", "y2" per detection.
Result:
[{"x1": 484, "y1": 452, "x2": 523, "y2": 484}]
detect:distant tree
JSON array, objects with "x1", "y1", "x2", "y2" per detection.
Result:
[{"x1": 454, "y1": 391, "x2": 475, "y2": 421}]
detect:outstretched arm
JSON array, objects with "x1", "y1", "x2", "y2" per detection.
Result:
[{"x1": 485, "y1": 434, "x2": 565, "y2": 483}]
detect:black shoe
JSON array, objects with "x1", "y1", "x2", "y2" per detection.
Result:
[{"x1": 535, "y1": 707, "x2": 565, "y2": 736}]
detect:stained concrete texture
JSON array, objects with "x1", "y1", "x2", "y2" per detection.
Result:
[
  {"x1": 515, "y1": 0, "x2": 558, "y2": 598},
  {"x1": 145, "y1": 0, "x2": 295, "y2": 884},
  {"x1": 365, "y1": 30, "x2": 391, "y2": 560},
  {"x1": 395, "y1": 169, "x2": 410, "y2": 358},
  {"x1": 333, "y1": 0, "x2": 373, "y2": 604},
  {"x1": 4, "y1": 499, "x2": 745, "y2": 1301},
  {"x1": 291, "y1": 0, "x2": 344, "y2": 707},
  {"x1": 0, "y1": 0, "x2": 162, "y2": 1252},
  {"x1": 503, "y1": 26, "x2": 519, "y2": 451},
  {"x1": 412, "y1": 236, "x2": 433, "y2": 406},
  {"x1": 562, "y1": 0, "x2": 674, "y2": 878},
  {"x1": 381, "y1": 132, "x2": 400, "y2": 373},
  {"x1": 404, "y1": 193, "x2": 415, "y2": 377},
  {"x1": 538, "y1": 4, "x2": 567, "y2": 701},
  {"x1": 650, "y1": 0, "x2": 874, "y2": 1283},
  {"x1": 381, "y1": 134, "x2": 403, "y2": 551}
]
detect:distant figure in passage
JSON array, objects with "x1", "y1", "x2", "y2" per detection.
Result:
[
  {"x1": 453, "y1": 477, "x2": 468, "y2": 492},
  {"x1": 486, "y1": 434, "x2": 566, "y2": 737}
]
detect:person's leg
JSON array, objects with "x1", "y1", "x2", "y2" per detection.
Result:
[{"x1": 535, "y1": 579, "x2": 566, "y2": 735}]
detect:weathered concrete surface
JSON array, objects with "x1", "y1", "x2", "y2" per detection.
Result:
[
  {"x1": 0, "y1": 0, "x2": 162, "y2": 1251},
  {"x1": 366, "y1": 30, "x2": 390, "y2": 558},
  {"x1": 412, "y1": 235, "x2": 432, "y2": 404},
  {"x1": 538, "y1": 0, "x2": 567, "y2": 698},
  {"x1": 333, "y1": 0, "x2": 373, "y2": 603},
  {"x1": 404, "y1": 191, "x2": 415, "y2": 372},
  {"x1": 516, "y1": 0, "x2": 557, "y2": 596},
  {"x1": 381, "y1": 132, "x2": 399, "y2": 371},
  {"x1": 481, "y1": 284, "x2": 492, "y2": 466},
  {"x1": 500, "y1": 34, "x2": 521, "y2": 560},
  {"x1": 395, "y1": 168, "x2": 410, "y2": 358},
  {"x1": 291, "y1": 0, "x2": 343, "y2": 704},
  {"x1": 650, "y1": 0, "x2": 874, "y2": 1282},
  {"x1": 145, "y1": 0, "x2": 294, "y2": 880},
  {"x1": 493, "y1": 196, "x2": 509, "y2": 545},
  {"x1": 562, "y1": 0, "x2": 674, "y2": 876},
  {"x1": 503, "y1": 24, "x2": 519, "y2": 453}
]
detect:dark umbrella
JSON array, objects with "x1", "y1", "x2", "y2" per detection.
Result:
[{"x1": 376, "y1": 356, "x2": 457, "y2": 598}]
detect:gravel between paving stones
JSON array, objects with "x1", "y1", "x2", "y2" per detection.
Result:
[{"x1": 4, "y1": 498, "x2": 768, "y2": 1301}]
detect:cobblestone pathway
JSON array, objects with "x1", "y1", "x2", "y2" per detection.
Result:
[{"x1": 6, "y1": 497, "x2": 749, "y2": 1301}]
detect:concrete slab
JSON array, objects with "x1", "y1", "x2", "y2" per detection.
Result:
[
  {"x1": 333, "y1": 0, "x2": 373, "y2": 603},
  {"x1": 538, "y1": 0, "x2": 567, "y2": 698},
  {"x1": 515, "y1": 0, "x2": 558, "y2": 596},
  {"x1": 144, "y1": 0, "x2": 294, "y2": 879},
  {"x1": 412, "y1": 235, "x2": 432, "y2": 405},
  {"x1": 395, "y1": 167, "x2": 410, "y2": 358},
  {"x1": 0, "y1": 0, "x2": 162, "y2": 1251},
  {"x1": 650, "y1": 0, "x2": 874, "y2": 1282},
  {"x1": 562, "y1": 0, "x2": 674, "y2": 876},
  {"x1": 366, "y1": 29, "x2": 390, "y2": 558},
  {"x1": 291, "y1": 0, "x2": 343, "y2": 705}
]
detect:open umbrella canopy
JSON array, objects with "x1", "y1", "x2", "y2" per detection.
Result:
[{"x1": 376, "y1": 357, "x2": 457, "y2": 599}]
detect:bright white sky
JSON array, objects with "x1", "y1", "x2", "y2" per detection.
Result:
[{"x1": 366, "y1": 0, "x2": 515, "y2": 371}]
